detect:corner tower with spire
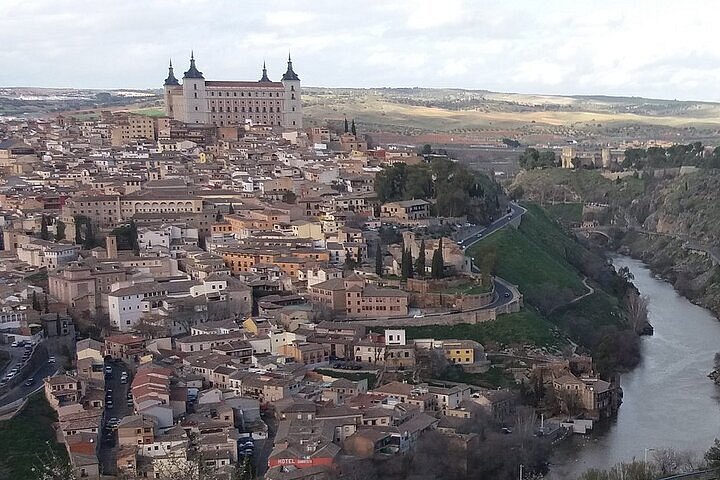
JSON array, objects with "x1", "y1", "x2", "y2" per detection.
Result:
[
  {"x1": 181, "y1": 51, "x2": 207, "y2": 124},
  {"x1": 281, "y1": 53, "x2": 303, "y2": 128},
  {"x1": 163, "y1": 60, "x2": 180, "y2": 116}
]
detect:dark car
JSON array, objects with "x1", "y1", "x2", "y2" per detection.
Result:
[
  {"x1": 24, "y1": 378, "x2": 34, "y2": 386},
  {"x1": 504, "y1": 292, "x2": 511, "y2": 298}
]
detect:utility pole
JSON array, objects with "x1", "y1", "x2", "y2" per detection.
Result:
[{"x1": 519, "y1": 464, "x2": 523, "y2": 480}]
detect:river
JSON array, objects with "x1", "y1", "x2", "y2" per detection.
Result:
[{"x1": 548, "y1": 255, "x2": 720, "y2": 479}]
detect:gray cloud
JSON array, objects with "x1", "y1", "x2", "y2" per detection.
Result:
[{"x1": 1, "y1": 0, "x2": 720, "y2": 101}]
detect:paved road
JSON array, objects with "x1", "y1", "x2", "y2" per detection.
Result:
[
  {"x1": 0, "y1": 361, "x2": 57, "y2": 406},
  {"x1": 98, "y1": 361, "x2": 132, "y2": 475},
  {"x1": 459, "y1": 202, "x2": 527, "y2": 251},
  {"x1": 0, "y1": 344, "x2": 24, "y2": 378},
  {"x1": 254, "y1": 415, "x2": 277, "y2": 477}
]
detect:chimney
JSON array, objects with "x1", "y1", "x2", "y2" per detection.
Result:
[{"x1": 106, "y1": 235, "x2": 118, "y2": 259}]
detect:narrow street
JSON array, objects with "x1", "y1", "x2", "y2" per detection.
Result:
[{"x1": 98, "y1": 360, "x2": 132, "y2": 476}]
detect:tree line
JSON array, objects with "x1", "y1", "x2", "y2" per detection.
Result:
[{"x1": 374, "y1": 157, "x2": 501, "y2": 224}]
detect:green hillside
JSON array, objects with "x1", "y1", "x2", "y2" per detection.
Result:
[{"x1": 469, "y1": 204, "x2": 588, "y2": 309}]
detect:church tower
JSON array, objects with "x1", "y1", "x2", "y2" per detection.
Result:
[
  {"x1": 163, "y1": 59, "x2": 179, "y2": 117},
  {"x1": 281, "y1": 53, "x2": 302, "y2": 129},
  {"x1": 182, "y1": 52, "x2": 207, "y2": 124}
]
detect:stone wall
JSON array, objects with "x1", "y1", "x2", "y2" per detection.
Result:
[
  {"x1": 349, "y1": 296, "x2": 521, "y2": 328},
  {"x1": 406, "y1": 276, "x2": 494, "y2": 311}
]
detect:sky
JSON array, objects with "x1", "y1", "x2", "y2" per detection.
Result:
[{"x1": 2, "y1": 0, "x2": 720, "y2": 101}]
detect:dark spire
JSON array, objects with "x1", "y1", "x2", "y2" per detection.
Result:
[
  {"x1": 164, "y1": 59, "x2": 180, "y2": 86},
  {"x1": 183, "y1": 51, "x2": 204, "y2": 79},
  {"x1": 259, "y1": 61, "x2": 271, "y2": 82},
  {"x1": 282, "y1": 52, "x2": 300, "y2": 81}
]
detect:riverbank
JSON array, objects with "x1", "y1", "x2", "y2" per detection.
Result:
[
  {"x1": 616, "y1": 230, "x2": 720, "y2": 319},
  {"x1": 548, "y1": 255, "x2": 720, "y2": 479}
]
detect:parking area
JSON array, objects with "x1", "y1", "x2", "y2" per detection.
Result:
[{"x1": 98, "y1": 359, "x2": 132, "y2": 475}]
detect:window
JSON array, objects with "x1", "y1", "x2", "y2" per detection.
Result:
[{"x1": 194, "y1": 84, "x2": 197, "y2": 90}]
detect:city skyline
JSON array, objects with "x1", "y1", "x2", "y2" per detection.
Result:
[{"x1": 2, "y1": 0, "x2": 720, "y2": 101}]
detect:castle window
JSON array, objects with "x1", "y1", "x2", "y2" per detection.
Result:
[
  {"x1": 211, "y1": 107, "x2": 216, "y2": 112},
  {"x1": 233, "y1": 92, "x2": 237, "y2": 96},
  {"x1": 226, "y1": 92, "x2": 229, "y2": 97},
  {"x1": 195, "y1": 106, "x2": 198, "y2": 111},
  {"x1": 194, "y1": 84, "x2": 197, "y2": 90},
  {"x1": 256, "y1": 107, "x2": 259, "y2": 112},
  {"x1": 210, "y1": 92, "x2": 214, "y2": 96},
  {"x1": 234, "y1": 107, "x2": 238, "y2": 112},
  {"x1": 262, "y1": 107, "x2": 266, "y2": 112},
  {"x1": 292, "y1": 107, "x2": 295, "y2": 112},
  {"x1": 269, "y1": 107, "x2": 273, "y2": 113},
  {"x1": 291, "y1": 85, "x2": 295, "y2": 91},
  {"x1": 194, "y1": 92, "x2": 197, "y2": 98},
  {"x1": 276, "y1": 92, "x2": 279, "y2": 97},
  {"x1": 219, "y1": 107, "x2": 223, "y2": 112}
]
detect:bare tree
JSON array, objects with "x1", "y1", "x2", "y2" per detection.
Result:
[
  {"x1": 625, "y1": 292, "x2": 649, "y2": 334},
  {"x1": 557, "y1": 389, "x2": 583, "y2": 416}
]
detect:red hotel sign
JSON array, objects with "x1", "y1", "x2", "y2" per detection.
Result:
[{"x1": 268, "y1": 457, "x2": 334, "y2": 468}]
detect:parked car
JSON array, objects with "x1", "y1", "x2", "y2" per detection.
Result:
[
  {"x1": 48, "y1": 356, "x2": 56, "y2": 364},
  {"x1": 10, "y1": 341, "x2": 19, "y2": 347},
  {"x1": 24, "y1": 378, "x2": 34, "y2": 386}
]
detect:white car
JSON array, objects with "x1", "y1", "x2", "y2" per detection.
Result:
[
  {"x1": 413, "y1": 313, "x2": 425, "y2": 318},
  {"x1": 48, "y1": 356, "x2": 56, "y2": 364}
]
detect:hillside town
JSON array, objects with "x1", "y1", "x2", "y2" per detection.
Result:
[{"x1": 0, "y1": 58, "x2": 627, "y2": 480}]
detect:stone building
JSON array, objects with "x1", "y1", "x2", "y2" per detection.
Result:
[{"x1": 163, "y1": 53, "x2": 302, "y2": 129}]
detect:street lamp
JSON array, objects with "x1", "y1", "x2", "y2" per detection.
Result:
[{"x1": 519, "y1": 464, "x2": 524, "y2": 480}]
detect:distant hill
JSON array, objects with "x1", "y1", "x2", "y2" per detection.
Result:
[
  {"x1": 302, "y1": 87, "x2": 720, "y2": 145},
  {"x1": 0, "y1": 87, "x2": 162, "y2": 119},
  {"x1": 5, "y1": 85, "x2": 720, "y2": 144}
]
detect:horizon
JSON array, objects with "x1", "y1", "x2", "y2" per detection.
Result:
[
  {"x1": 3, "y1": 84, "x2": 718, "y2": 106},
  {"x1": 3, "y1": 0, "x2": 720, "y2": 102}
]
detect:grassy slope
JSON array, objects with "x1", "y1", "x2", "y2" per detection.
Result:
[
  {"x1": 0, "y1": 393, "x2": 66, "y2": 479},
  {"x1": 403, "y1": 310, "x2": 562, "y2": 348},
  {"x1": 543, "y1": 203, "x2": 583, "y2": 224},
  {"x1": 469, "y1": 204, "x2": 587, "y2": 306}
]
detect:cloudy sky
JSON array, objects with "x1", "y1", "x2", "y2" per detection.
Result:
[{"x1": 2, "y1": 0, "x2": 720, "y2": 101}]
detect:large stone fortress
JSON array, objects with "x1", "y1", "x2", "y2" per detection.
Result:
[{"x1": 163, "y1": 52, "x2": 302, "y2": 129}]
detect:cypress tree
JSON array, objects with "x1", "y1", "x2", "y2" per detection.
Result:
[
  {"x1": 83, "y1": 221, "x2": 96, "y2": 250},
  {"x1": 229, "y1": 203, "x2": 235, "y2": 214},
  {"x1": 375, "y1": 243, "x2": 383, "y2": 276},
  {"x1": 415, "y1": 239, "x2": 426, "y2": 276},
  {"x1": 40, "y1": 215, "x2": 49, "y2": 240},
  {"x1": 56, "y1": 219, "x2": 66, "y2": 241},
  {"x1": 344, "y1": 116, "x2": 349, "y2": 133},
  {"x1": 351, "y1": 119, "x2": 357, "y2": 136},
  {"x1": 401, "y1": 248, "x2": 409, "y2": 279},
  {"x1": 431, "y1": 238, "x2": 444, "y2": 279},
  {"x1": 74, "y1": 218, "x2": 83, "y2": 245},
  {"x1": 32, "y1": 291, "x2": 40, "y2": 311},
  {"x1": 406, "y1": 248, "x2": 414, "y2": 278}
]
